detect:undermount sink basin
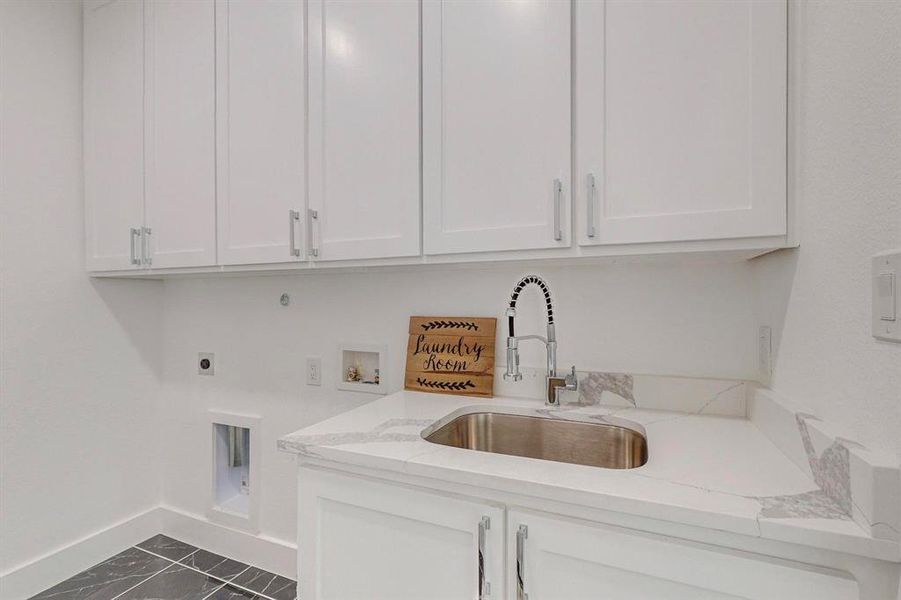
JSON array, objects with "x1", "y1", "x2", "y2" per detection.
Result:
[{"x1": 422, "y1": 410, "x2": 648, "y2": 469}]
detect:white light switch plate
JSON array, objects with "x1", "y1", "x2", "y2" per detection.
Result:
[{"x1": 872, "y1": 250, "x2": 901, "y2": 343}]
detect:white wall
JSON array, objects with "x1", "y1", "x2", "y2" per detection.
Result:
[
  {"x1": 3, "y1": 0, "x2": 898, "y2": 588},
  {"x1": 160, "y1": 262, "x2": 758, "y2": 543},
  {"x1": 157, "y1": 0, "x2": 901, "y2": 554},
  {"x1": 0, "y1": 0, "x2": 163, "y2": 577},
  {"x1": 754, "y1": 1, "x2": 901, "y2": 458}
]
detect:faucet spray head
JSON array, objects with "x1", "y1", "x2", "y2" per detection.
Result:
[{"x1": 504, "y1": 336, "x2": 522, "y2": 382}]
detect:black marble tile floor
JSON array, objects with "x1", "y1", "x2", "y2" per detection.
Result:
[{"x1": 29, "y1": 535, "x2": 296, "y2": 600}]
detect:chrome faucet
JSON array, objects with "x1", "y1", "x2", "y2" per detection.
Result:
[{"x1": 503, "y1": 275, "x2": 578, "y2": 407}]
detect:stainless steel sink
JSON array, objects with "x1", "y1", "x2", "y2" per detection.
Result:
[{"x1": 422, "y1": 410, "x2": 648, "y2": 469}]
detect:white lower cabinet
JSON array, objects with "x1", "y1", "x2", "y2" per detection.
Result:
[
  {"x1": 508, "y1": 509, "x2": 858, "y2": 600},
  {"x1": 298, "y1": 467, "x2": 505, "y2": 600},
  {"x1": 299, "y1": 468, "x2": 860, "y2": 600}
]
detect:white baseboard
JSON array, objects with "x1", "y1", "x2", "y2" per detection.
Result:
[
  {"x1": 157, "y1": 505, "x2": 296, "y2": 579},
  {"x1": 0, "y1": 507, "x2": 163, "y2": 600},
  {"x1": 0, "y1": 506, "x2": 296, "y2": 600}
]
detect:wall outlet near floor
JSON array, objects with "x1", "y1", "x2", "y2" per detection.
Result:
[
  {"x1": 757, "y1": 326, "x2": 772, "y2": 385},
  {"x1": 198, "y1": 352, "x2": 215, "y2": 376},
  {"x1": 306, "y1": 357, "x2": 322, "y2": 386}
]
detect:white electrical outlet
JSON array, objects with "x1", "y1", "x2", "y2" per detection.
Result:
[
  {"x1": 757, "y1": 326, "x2": 772, "y2": 385},
  {"x1": 872, "y1": 250, "x2": 901, "y2": 343},
  {"x1": 306, "y1": 357, "x2": 322, "y2": 386}
]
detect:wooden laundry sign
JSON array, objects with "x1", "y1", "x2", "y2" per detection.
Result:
[{"x1": 404, "y1": 316, "x2": 496, "y2": 397}]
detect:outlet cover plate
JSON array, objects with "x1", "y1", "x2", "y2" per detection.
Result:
[
  {"x1": 757, "y1": 325, "x2": 772, "y2": 384},
  {"x1": 872, "y1": 250, "x2": 901, "y2": 343},
  {"x1": 306, "y1": 357, "x2": 322, "y2": 386}
]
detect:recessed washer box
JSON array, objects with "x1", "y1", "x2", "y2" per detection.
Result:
[
  {"x1": 208, "y1": 411, "x2": 261, "y2": 533},
  {"x1": 337, "y1": 343, "x2": 387, "y2": 395}
]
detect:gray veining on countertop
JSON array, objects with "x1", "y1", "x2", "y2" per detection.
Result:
[
  {"x1": 797, "y1": 414, "x2": 854, "y2": 515},
  {"x1": 278, "y1": 418, "x2": 435, "y2": 457},
  {"x1": 578, "y1": 372, "x2": 635, "y2": 405},
  {"x1": 757, "y1": 489, "x2": 851, "y2": 520},
  {"x1": 278, "y1": 390, "x2": 901, "y2": 562},
  {"x1": 567, "y1": 371, "x2": 748, "y2": 417}
]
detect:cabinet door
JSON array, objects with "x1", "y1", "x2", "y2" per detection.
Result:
[
  {"x1": 576, "y1": 0, "x2": 787, "y2": 246},
  {"x1": 422, "y1": 0, "x2": 571, "y2": 255},
  {"x1": 84, "y1": 0, "x2": 144, "y2": 271},
  {"x1": 308, "y1": 0, "x2": 420, "y2": 261},
  {"x1": 509, "y1": 509, "x2": 858, "y2": 600},
  {"x1": 144, "y1": 0, "x2": 216, "y2": 268},
  {"x1": 299, "y1": 467, "x2": 504, "y2": 600},
  {"x1": 216, "y1": 0, "x2": 306, "y2": 266}
]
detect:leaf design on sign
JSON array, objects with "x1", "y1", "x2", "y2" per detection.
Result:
[
  {"x1": 415, "y1": 377, "x2": 476, "y2": 391},
  {"x1": 420, "y1": 320, "x2": 479, "y2": 332}
]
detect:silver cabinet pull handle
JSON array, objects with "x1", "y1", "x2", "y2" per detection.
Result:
[
  {"x1": 478, "y1": 516, "x2": 490, "y2": 599},
  {"x1": 586, "y1": 173, "x2": 597, "y2": 239},
  {"x1": 289, "y1": 209, "x2": 301, "y2": 257},
  {"x1": 307, "y1": 208, "x2": 319, "y2": 258},
  {"x1": 141, "y1": 227, "x2": 152, "y2": 266},
  {"x1": 516, "y1": 524, "x2": 528, "y2": 600},
  {"x1": 553, "y1": 179, "x2": 563, "y2": 241},
  {"x1": 129, "y1": 228, "x2": 141, "y2": 265}
]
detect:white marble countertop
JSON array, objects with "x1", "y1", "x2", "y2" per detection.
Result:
[{"x1": 278, "y1": 391, "x2": 901, "y2": 562}]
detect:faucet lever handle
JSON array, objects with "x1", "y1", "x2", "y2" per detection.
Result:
[{"x1": 565, "y1": 366, "x2": 578, "y2": 387}]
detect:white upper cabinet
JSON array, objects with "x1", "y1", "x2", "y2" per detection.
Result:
[
  {"x1": 144, "y1": 0, "x2": 217, "y2": 268},
  {"x1": 575, "y1": 0, "x2": 787, "y2": 246},
  {"x1": 84, "y1": 0, "x2": 794, "y2": 275},
  {"x1": 307, "y1": 0, "x2": 421, "y2": 261},
  {"x1": 216, "y1": 0, "x2": 306, "y2": 266},
  {"x1": 84, "y1": 0, "x2": 145, "y2": 271},
  {"x1": 422, "y1": 0, "x2": 572, "y2": 255}
]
